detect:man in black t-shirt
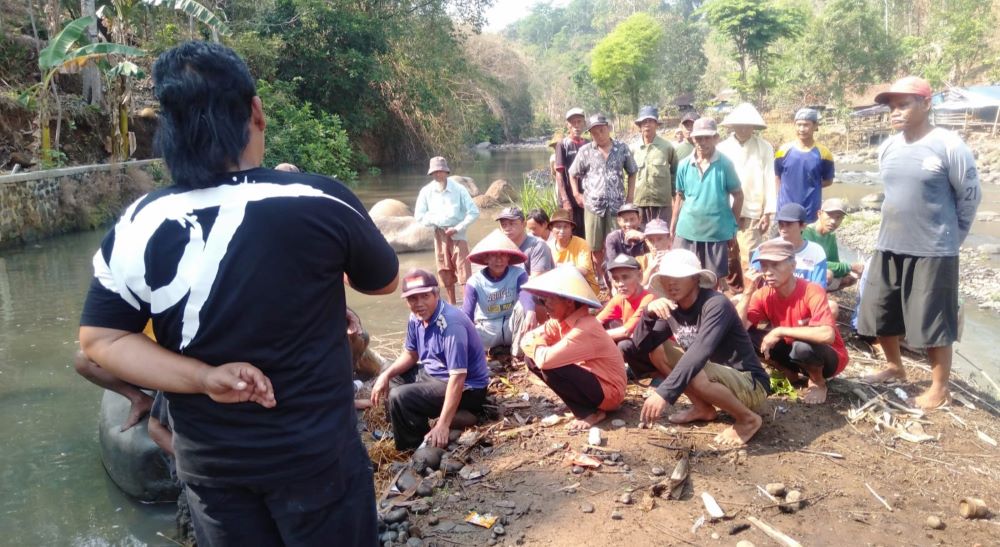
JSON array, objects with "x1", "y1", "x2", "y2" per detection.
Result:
[
  {"x1": 78, "y1": 43, "x2": 398, "y2": 547},
  {"x1": 630, "y1": 249, "x2": 770, "y2": 447}
]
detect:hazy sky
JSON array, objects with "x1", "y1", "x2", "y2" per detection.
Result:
[{"x1": 483, "y1": 0, "x2": 570, "y2": 32}]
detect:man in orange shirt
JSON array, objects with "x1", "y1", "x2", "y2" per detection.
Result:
[
  {"x1": 520, "y1": 266, "x2": 626, "y2": 430},
  {"x1": 597, "y1": 254, "x2": 655, "y2": 342}
]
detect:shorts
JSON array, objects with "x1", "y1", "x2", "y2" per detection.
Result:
[
  {"x1": 857, "y1": 251, "x2": 959, "y2": 348},
  {"x1": 702, "y1": 361, "x2": 769, "y2": 413},
  {"x1": 433, "y1": 229, "x2": 470, "y2": 286},
  {"x1": 673, "y1": 236, "x2": 729, "y2": 278},
  {"x1": 584, "y1": 209, "x2": 618, "y2": 252}
]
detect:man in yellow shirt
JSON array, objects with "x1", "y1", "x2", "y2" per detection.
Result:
[{"x1": 547, "y1": 209, "x2": 602, "y2": 297}]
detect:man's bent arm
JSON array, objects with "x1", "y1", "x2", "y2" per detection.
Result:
[
  {"x1": 347, "y1": 272, "x2": 399, "y2": 295},
  {"x1": 79, "y1": 326, "x2": 274, "y2": 406},
  {"x1": 771, "y1": 325, "x2": 835, "y2": 345}
]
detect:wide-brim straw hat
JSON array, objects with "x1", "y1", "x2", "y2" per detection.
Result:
[
  {"x1": 468, "y1": 229, "x2": 528, "y2": 266},
  {"x1": 522, "y1": 264, "x2": 601, "y2": 308},
  {"x1": 721, "y1": 103, "x2": 767, "y2": 129},
  {"x1": 647, "y1": 249, "x2": 717, "y2": 293}
]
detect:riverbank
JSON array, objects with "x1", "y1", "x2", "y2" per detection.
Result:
[
  {"x1": 837, "y1": 209, "x2": 1000, "y2": 313},
  {"x1": 360, "y1": 325, "x2": 1000, "y2": 547}
]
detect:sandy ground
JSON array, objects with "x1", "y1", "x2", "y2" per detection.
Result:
[{"x1": 361, "y1": 296, "x2": 1000, "y2": 547}]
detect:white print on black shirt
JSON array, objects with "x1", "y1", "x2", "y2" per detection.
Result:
[{"x1": 93, "y1": 178, "x2": 363, "y2": 349}]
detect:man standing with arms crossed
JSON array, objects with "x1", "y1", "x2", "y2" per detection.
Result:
[
  {"x1": 569, "y1": 113, "x2": 638, "y2": 288},
  {"x1": 859, "y1": 76, "x2": 981, "y2": 410},
  {"x1": 554, "y1": 108, "x2": 589, "y2": 237}
]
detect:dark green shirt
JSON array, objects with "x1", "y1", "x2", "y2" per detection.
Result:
[{"x1": 803, "y1": 225, "x2": 850, "y2": 277}]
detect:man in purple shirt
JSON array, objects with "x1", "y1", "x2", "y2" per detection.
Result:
[{"x1": 371, "y1": 269, "x2": 490, "y2": 449}]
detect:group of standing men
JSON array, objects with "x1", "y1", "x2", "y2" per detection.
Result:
[{"x1": 74, "y1": 36, "x2": 979, "y2": 547}]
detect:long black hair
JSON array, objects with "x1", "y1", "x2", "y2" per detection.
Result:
[{"x1": 152, "y1": 41, "x2": 256, "y2": 189}]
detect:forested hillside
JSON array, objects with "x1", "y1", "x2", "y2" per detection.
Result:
[{"x1": 1, "y1": 0, "x2": 997, "y2": 177}]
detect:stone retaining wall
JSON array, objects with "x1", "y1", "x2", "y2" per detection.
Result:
[{"x1": 0, "y1": 160, "x2": 169, "y2": 249}]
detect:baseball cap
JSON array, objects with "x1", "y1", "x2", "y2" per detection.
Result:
[
  {"x1": 565, "y1": 107, "x2": 586, "y2": 121},
  {"x1": 616, "y1": 202, "x2": 640, "y2": 216},
  {"x1": 400, "y1": 269, "x2": 439, "y2": 298},
  {"x1": 494, "y1": 206, "x2": 525, "y2": 221},
  {"x1": 634, "y1": 105, "x2": 659, "y2": 125},
  {"x1": 794, "y1": 108, "x2": 820, "y2": 123},
  {"x1": 821, "y1": 198, "x2": 847, "y2": 214},
  {"x1": 587, "y1": 113, "x2": 610, "y2": 131},
  {"x1": 874, "y1": 76, "x2": 932, "y2": 105},
  {"x1": 755, "y1": 239, "x2": 795, "y2": 262},
  {"x1": 690, "y1": 117, "x2": 718, "y2": 138},
  {"x1": 680, "y1": 111, "x2": 699, "y2": 124},
  {"x1": 775, "y1": 203, "x2": 807, "y2": 223},
  {"x1": 607, "y1": 254, "x2": 641, "y2": 271}
]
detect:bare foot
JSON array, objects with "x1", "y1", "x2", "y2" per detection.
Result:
[
  {"x1": 713, "y1": 413, "x2": 763, "y2": 446},
  {"x1": 121, "y1": 395, "x2": 154, "y2": 432},
  {"x1": 912, "y1": 388, "x2": 951, "y2": 410},
  {"x1": 801, "y1": 383, "x2": 828, "y2": 405},
  {"x1": 668, "y1": 406, "x2": 718, "y2": 424},
  {"x1": 566, "y1": 410, "x2": 607, "y2": 431},
  {"x1": 863, "y1": 367, "x2": 906, "y2": 384}
]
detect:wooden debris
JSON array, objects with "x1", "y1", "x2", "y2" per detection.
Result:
[
  {"x1": 701, "y1": 491, "x2": 726, "y2": 520},
  {"x1": 865, "y1": 482, "x2": 893, "y2": 512},
  {"x1": 746, "y1": 516, "x2": 802, "y2": 547},
  {"x1": 799, "y1": 449, "x2": 845, "y2": 459},
  {"x1": 976, "y1": 429, "x2": 997, "y2": 447}
]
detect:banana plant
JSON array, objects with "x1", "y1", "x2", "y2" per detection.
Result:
[
  {"x1": 34, "y1": 16, "x2": 144, "y2": 166},
  {"x1": 97, "y1": 0, "x2": 230, "y2": 160}
]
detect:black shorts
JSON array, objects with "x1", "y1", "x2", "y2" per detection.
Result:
[
  {"x1": 673, "y1": 236, "x2": 729, "y2": 278},
  {"x1": 857, "y1": 251, "x2": 959, "y2": 348}
]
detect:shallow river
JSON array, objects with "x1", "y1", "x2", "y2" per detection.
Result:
[{"x1": 0, "y1": 148, "x2": 997, "y2": 545}]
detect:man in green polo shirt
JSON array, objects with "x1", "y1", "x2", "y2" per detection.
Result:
[
  {"x1": 630, "y1": 105, "x2": 678, "y2": 225},
  {"x1": 803, "y1": 198, "x2": 864, "y2": 291},
  {"x1": 671, "y1": 117, "x2": 743, "y2": 283}
]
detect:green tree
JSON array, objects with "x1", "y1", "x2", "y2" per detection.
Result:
[
  {"x1": 909, "y1": 0, "x2": 996, "y2": 85},
  {"x1": 776, "y1": 0, "x2": 898, "y2": 105},
  {"x1": 697, "y1": 0, "x2": 803, "y2": 104},
  {"x1": 257, "y1": 80, "x2": 357, "y2": 182},
  {"x1": 589, "y1": 12, "x2": 664, "y2": 115}
]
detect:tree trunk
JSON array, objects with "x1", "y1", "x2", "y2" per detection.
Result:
[{"x1": 81, "y1": 0, "x2": 103, "y2": 106}]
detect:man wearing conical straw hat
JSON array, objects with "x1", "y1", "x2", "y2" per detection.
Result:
[
  {"x1": 718, "y1": 103, "x2": 776, "y2": 272},
  {"x1": 519, "y1": 265, "x2": 626, "y2": 430},
  {"x1": 633, "y1": 249, "x2": 770, "y2": 446},
  {"x1": 463, "y1": 230, "x2": 535, "y2": 354}
]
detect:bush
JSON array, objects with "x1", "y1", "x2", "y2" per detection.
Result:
[{"x1": 256, "y1": 79, "x2": 357, "y2": 183}]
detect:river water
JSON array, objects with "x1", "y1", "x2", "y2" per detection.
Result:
[{"x1": 0, "y1": 148, "x2": 997, "y2": 545}]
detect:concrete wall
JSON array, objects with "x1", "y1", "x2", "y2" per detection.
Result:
[{"x1": 0, "y1": 160, "x2": 169, "y2": 249}]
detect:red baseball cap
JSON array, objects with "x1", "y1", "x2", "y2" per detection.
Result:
[
  {"x1": 400, "y1": 269, "x2": 439, "y2": 298},
  {"x1": 874, "y1": 76, "x2": 932, "y2": 105}
]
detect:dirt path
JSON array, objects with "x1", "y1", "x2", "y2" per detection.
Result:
[{"x1": 363, "y1": 324, "x2": 1000, "y2": 547}]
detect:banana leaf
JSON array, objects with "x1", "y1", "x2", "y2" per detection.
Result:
[{"x1": 145, "y1": 0, "x2": 231, "y2": 35}]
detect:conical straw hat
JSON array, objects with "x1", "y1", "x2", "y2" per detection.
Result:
[
  {"x1": 521, "y1": 264, "x2": 601, "y2": 308},
  {"x1": 721, "y1": 103, "x2": 767, "y2": 129},
  {"x1": 468, "y1": 229, "x2": 528, "y2": 266}
]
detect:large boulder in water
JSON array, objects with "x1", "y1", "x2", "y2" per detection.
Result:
[
  {"x1": 374, "y1": 216, "x2": 435, "y2": 253},
  {"x1": 473, "y1": 179, "x2": 518, "y2": 209},
  {"x1": 99, "y1": 391, "x2": 180, "y2": 502},
  {"x1": 369, "y1": 199, "x2": 412, "y2": 219},
  {"x1": 451, "y1": 176, "x2": 480, "y2": 197},
  {"x1": 368, "y1": 199, "x2": 434, "y2": 253}
]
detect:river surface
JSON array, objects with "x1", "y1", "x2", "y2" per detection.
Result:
[{"x1": 0, "y1": 148, "x2": 997, "y2": 545}]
